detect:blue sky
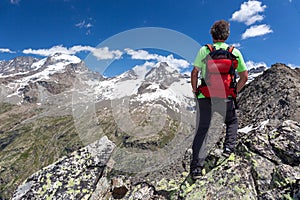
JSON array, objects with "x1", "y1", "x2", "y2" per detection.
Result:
[{"x1": 0, "y1": 0, "x2": 299, "y2": 76}]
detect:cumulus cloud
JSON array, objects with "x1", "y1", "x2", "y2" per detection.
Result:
[
  {"x1": 242, "y1": 24, "x2": 273, "y2": 39},
  {"x1": 23, "y1": 45, "x2": 123, "y2": 60},
  {"x1": 158, "y1": 54, "x2": 190, "y2": 69},
  {"x1": 125, "y1": 48, "x2": 190, "y2": 71},
  {"x1": 91, "y1": 47, "x2": 122, "y2": 60},
  {"x1": 287, "y1": 63, "x2": 300, "y2": 69},
  {"x1": 23, "y1": 46, "x2": 70, "y2": 56},
  {"x1": 132, "y1": 61, "x2": 156, "y2": 78},
  {"x1": 125, "y1": 49, "x2": 157, "y2": 60},
  {"x1": 22, "y1": 46, "x2": 190, "y2": 72},
  {"x1": 231, "y1": 0, "x2": 267, "y2": 26},
  {"x1": 246, "y1": 60, "x2": 267, "y2": 70},
  {"x1": 0, "y1": 48, "x2": 16, "y2": 53}
]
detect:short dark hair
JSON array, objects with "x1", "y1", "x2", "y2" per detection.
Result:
[{"x1": 210, "y1": 20, "x2": 230, "y2": 40}]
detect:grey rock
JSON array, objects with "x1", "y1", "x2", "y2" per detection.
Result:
[
  {"x1": 239, "y1": 63, "x2": 300, "y2": 127},
  {"x1": 269, "y1": 120, "x2": 300, "y2": 166},
  {"x1": 12, "y1": 136, "x2": 115, "y2": 200},
  {"x1": 126, "y1": 183, "x2": 156, "y2": 200}
]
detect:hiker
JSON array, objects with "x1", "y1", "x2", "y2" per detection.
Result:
[{"x1": 190, "y1": 20, "x2": 248, "y2": 179}]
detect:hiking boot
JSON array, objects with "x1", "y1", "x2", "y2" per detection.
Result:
[{"x1": 191, "y1": 167, "x2": 204, "y2": 180}]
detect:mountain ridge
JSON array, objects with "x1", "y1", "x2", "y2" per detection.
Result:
[{"x1": 0, "y1": 55, "x2": 299, "y2": 199}]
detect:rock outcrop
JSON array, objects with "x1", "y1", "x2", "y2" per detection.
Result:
[
  {"x1": 11, "y1": 120, "x2": 299, "y2": 200},
  {"x1": 5, "y1": 63, "x2": 300, "y2": 200},
  {"x1": 238, "y1": 63, "x2": 300, "y2": 126},
  {"x1": 12, "y1": 136, "x2": 115, "y2": 200}
]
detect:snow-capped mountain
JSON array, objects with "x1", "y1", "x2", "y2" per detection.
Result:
[
  {"x1": 246, "y1": 65, "x2": 267, "y2": 82},
  {"x1": 0, "y1": 56, "x2": 39, "y2": 77},
  {"x1": 0, "y1": 54, "x2": 267, "y2": 108},
  {"x1": 0, "y1": 53, "x2": 93, "y2": 103}
]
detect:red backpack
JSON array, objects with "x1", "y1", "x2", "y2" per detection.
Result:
[{"x1": 198, "y1": 44, "x2": 238, "y2": 99}]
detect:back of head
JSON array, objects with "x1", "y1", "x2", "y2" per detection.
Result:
[{"x1": 210, "y1": 20, "x2": 230, "y2": 41}]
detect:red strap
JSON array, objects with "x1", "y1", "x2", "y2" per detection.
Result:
[
  {"x1": 206, "y1": 44, "x2": 214, "y2": 52},
  {"x1": 227, "y1": 46, "x2": 235, "y2": 53}
]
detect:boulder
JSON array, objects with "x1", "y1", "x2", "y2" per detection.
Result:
[{"x1": 12, "y1": 136, "x2": 115, "y2": 200}]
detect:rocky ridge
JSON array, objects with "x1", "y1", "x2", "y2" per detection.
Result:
[
  {"x1": 0, "y1": 58, "x2": 299, "y2": 199},
  {"x1": 239, "y1": 63, "x2": 300, "y2": 126},
  {"x1": 10, "y1": 120, "x2": 300, "y2": 199}
]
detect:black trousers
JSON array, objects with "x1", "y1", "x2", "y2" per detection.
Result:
[{"x1": 191, "y1": 98, "x2": 238, "y2": 169}]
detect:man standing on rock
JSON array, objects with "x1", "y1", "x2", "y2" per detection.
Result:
[{"x1": 190, "y1": 20, "x2": 248, "y2": 179}]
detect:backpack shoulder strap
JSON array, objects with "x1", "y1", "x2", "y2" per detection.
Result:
[
  {"x1": 226, "y1": 45, "x2": 235, "y2": 53},
  {"x1": 205, "y1": 44, "x2": 215, "y2": 52}
]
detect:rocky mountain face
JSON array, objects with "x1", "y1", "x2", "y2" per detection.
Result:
[
  {"x1": 0, "y1": 53, "x2": 103, "y2": 104},
  {"x1": 0, "y1": 56, "x2": 299, "y2": 200},
  {"x1": 239, "y1": 63, "x2": 300, "y2": 126},
  {"x1": 0, "y1": 57, "x2": 39, "y2": 77}
]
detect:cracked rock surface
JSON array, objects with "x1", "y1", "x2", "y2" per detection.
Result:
[{"x1": 12, "y1": 136, "x2": 115, "y2": 200}]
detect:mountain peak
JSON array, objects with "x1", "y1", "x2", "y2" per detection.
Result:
[
  {"x1": 239, "y1": 63, "x2": 300, "y2": 126},
  {"x1": 144, "y1": 62, "x2": 182, "y2": 85},
  {"x1": 47, "y1": 53, "x2": 81, "y2": 64}
]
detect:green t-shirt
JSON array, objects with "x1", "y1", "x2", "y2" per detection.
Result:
[{"x1": 193, "y1": 42, "x2": 247, "y2": 98}]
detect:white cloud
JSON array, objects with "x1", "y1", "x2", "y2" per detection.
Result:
[
  {"x1": 22, "y1": 46, "x2": 190, "y2": 71},
  {"x1": 246, "y1": 60, "x2": 267, "y2": 70},
  {"x1": 0, "y1": 48, "x2": 15, "y2": 53},
  {"x1": 23, "y1": 45, "x2": 71, "y2": 56},
  {"x1": 242, "y1": 24, "x2": 273, "y2": 39},
  {"x1": 75, "y1": 20, "x2": 93, "y2": 29},
  {"x1": 231, "y1": 0, "x2": 267, "y2": 26},
  {"x1": 287, "y1": 63, "x2": 300, "y2": 69},
  {"x1": 231, "y1": 43, "x2": 241, "y2": 48},
  {"x1": 125, "y1": 48, "x2": 190, "y2": 71},
  {"x1": 132, "y1": 61, "x2": 156, "y2": 78},
  {"x1": 91, "y1": 47, "x2": 122, "y2": 60},
  {"x1": 157, "y1": 54, "x2": 190, "y2": 69},
  {"x1": 125, "y1": 49, "x2": 157, "y2": 60},
  {"x1": 23, "y1": 45, "x2": 123, "y2": 60},
  {"x1": 69, "y1": 45, "x2": 94, "y2": 53},
  {"x1": 75, "y1": 19, "x2": 94, "y2": 35}
]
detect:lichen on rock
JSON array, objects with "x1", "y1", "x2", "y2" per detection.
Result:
[{"x1": 12, "y1": 136, "x2": 115, "y2": 200}]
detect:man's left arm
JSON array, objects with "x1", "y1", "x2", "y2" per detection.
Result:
[{"x1": 234, "y1": 48, "x2": 248, "y2": 93}]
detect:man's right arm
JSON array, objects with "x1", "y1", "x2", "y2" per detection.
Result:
[
  {"x1": 191, "y1": 66, "x2": 199, "y2": 93},
  {"x1": 237, "y1": 70, "x2": 248, "y2": 93}
]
